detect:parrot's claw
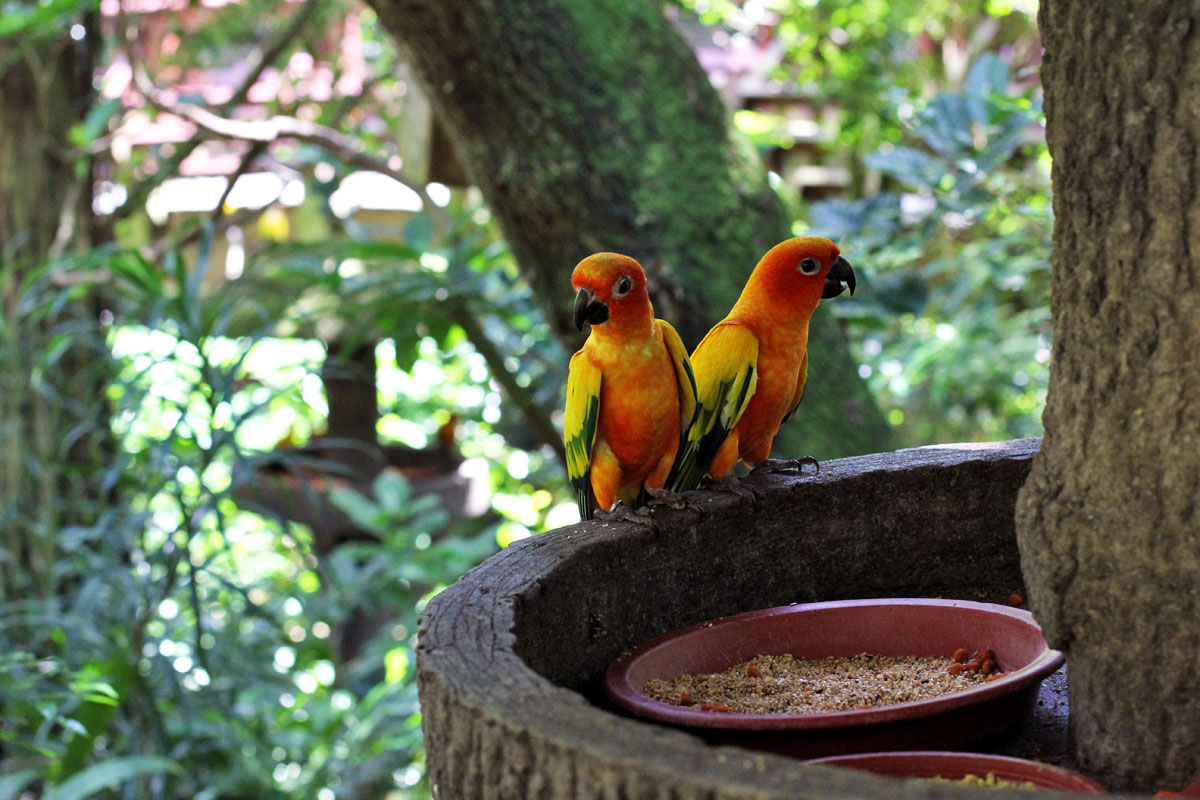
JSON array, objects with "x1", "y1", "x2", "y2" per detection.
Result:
[
  {"x1": 643, "y1": 486, "x2": 693, "y2": 510},
  {"x1": 595, "y1": 502, "x2": 652, "y2": 523},
  {"x1": 703, "y1": 473, "x2": 763, "y2": 503},
  {"x1": 749, "y1": 456, "x2": 821, "y2": 476}
]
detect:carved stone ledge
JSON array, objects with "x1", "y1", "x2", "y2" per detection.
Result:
[{"x1": 415, "y1": 439, "x2": 1142, "y2": 799}]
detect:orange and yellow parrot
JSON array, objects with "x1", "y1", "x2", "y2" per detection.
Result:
[
  {"x1": 564, "y1": 253, "x2": 697, "y2": 519},
  {"x1": 667, "y1": 237, "x2": 856, "y2": 490}
]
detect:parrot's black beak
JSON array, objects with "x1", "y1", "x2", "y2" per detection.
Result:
[
  {"x1": 573, "y1": 287, "x2": 610, "y2": 331},
  {"x1": 822, "y1": 256, "x2": 856, "y2": 299}
]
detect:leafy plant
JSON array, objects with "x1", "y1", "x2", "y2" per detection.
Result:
[
  {"x1": 811, "y1": 54, "x2": 1051, "y2": 444},
  {"x1": 0, "y1": 225, "x2": 517, "y2": 797}
]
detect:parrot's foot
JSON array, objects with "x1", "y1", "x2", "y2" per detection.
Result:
[
  {"x1": 703, "y1": 473, "x2": 763, "y2": 503},
  {"x1": 644, "y1": 486, "x2": 706, "y2": 513},
  {"x1": 749, "y1": 456, "x2": 821, "y2": 476},
  {"x1": 643, "y1": 486, "x2": 690, "y2": 509},
  {"x1": 595, "y1": 501, "x2": 652, "y2": 523}
]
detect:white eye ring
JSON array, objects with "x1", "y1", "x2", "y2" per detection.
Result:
[
  {"x1": 798, "y1": 257, "x2": 821, "y2": 275},
  {"x1": 613, "y1": 275, "x2": 634, "y2": 297}
]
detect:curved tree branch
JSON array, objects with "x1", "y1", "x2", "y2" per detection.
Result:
[
  {"x1": 133, "y1": 65, "x2": 451, "y2": 233},
  {"x1": 115, "y1": 0, "x2": 327, "y2": 221}
]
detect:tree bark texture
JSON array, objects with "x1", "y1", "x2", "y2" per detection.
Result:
[
  {"x1": 1016, "y1": 2, "x2": 1200, "y2": 791},
  {"x1": 365, "y1": 0, "x2": 891, "y2": 459},
  {"x1": 416, "y1": 439, "x2": 1144, "y2": 799},
  {"x1": 0, "y1": 31, "x2": 93, "y2": 258},
  {"x1": 0, "y1": 25, "x2": 103, "y2": 600}
]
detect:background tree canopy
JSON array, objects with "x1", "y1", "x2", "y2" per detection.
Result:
[{"x1": 0, "y1": 0, "x2": 1045, "y2": 796}]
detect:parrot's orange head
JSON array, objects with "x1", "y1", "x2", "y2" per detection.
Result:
[
  {"x1": 571, "y1": 252, "x2": 650, "y2": 332},
  {"x1": 750, "y1": 236, "x2": 856, "y2": 311}
]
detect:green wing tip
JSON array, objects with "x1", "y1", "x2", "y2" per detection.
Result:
[{"x1": 665, "y1": 447, "x2": 703, "y2": 493}]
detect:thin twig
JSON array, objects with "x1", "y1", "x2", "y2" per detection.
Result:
[
  {"x1": 229, "y1": 0, "x2": 323, "y2": 109},
  {"x1": 48, "y1": 181, "x2": 82, "y2": 259},
  {"x1": 211, "y1": 141, "x2": 266, "y2": 223},
  {"x1": 138, "y1": 77, "x2": 452, "y2": 233},
  {"x1": 126, "y1": 37, "x2": 453, "y2": 238},
  {"x1": 115, "y1": 0, "x2": 326, "y2": 222}
]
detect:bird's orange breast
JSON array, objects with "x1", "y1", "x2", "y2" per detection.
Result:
[{"x1": 588, "y1": 337, "x2": 681, "y2": 479}]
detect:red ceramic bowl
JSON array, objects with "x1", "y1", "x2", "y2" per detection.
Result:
[
  {"x1": 604, "y1": 598, "x2": 1064, "y2": 759},
  {"x1": 810, "y1": 751, "x2": 1106, "y2": 793}
]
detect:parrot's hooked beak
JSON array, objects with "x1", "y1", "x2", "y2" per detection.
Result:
[
  {"x1": 822, "y1": 256, "x2": 856, "y2": 299},
  {"x1": 573, "y1": 287, "x2": 610, "y2": 331}
]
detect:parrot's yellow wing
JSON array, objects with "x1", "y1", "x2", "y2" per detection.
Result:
[
  {"x1": 656, "y1": 319, "x2": 698, "y2": 429},
  {"x1": 666, "y1": 322, "x2": 758, "y2": 492},
  {"x1": 564, "y1": 350, "x2": 602, "y2": 519},
  {"x1": 779, "y1": 349, "x2": 808, "y2": 425}
]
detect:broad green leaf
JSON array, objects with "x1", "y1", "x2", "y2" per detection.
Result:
[
  {"x1": 328, "y1": 487, "x2": 384, "y2": 534},
  {"x1": 402, "y1": 213, "x2": 434, "y2": 252},
  {"x1": 373, "y1": 471, "x2": 411, "y2": 513},
  {"x1": 0, "y1": 769, "x2": 39, "y2": 800},
  {"x1": 68, "y1": 97, "x2": 122, "y2": 149},
  {"x1": 965, "y1": 53, "x2": 1010, "y2": 100},
  {"x1": 864, "y1": 146, "x2": 939, "y2": 189},
  {"x1": 45, "y1": 756, "x2": 182, "y2": 800}
]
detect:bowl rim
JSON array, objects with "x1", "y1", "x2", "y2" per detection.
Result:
[
  {"x1": 603, "y1": 597, "x2": 1065, "y2": 731},
  {"x1": 807, "y1": 750, "x2": 1106, "y2": 793}
]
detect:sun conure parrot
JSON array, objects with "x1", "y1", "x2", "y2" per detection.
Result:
[
  {"x1": 666, "y1": 237, "x2": 856, "y2": 491},
  {"x1": 563, "y1": 253, "x2": 698, "y2": 519}
]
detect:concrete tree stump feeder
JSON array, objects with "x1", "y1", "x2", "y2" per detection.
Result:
[{"x1": 415, "y1": 439, "x2": 1150, "y2": 799}]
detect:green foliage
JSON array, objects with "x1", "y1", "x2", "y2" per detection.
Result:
[
  {"x1": 239, "y1": 204, "x2": 571, "y2": 528},
  {"x1": 688, "y1": 0, "x2": 1040, "y2": 187},
  {"x1": 670, "y1": 1, "x2": 1048, "y2": 445},
  {"x1": 0, "y1": 0, "x2": 97, "y2": 39},
  {"x1": 324, "y1": 470, "x2": 498, "y2": 660},
  {"x1": 0, "y1": 209, "x2": 556, "y2": 796},
  {"x1": 3, "y1": 0, "x2": 1054, "y2": 796},
  {"x1": 811, "y1": 54, "x2": 1051, "y2": 444},
  {"x1": 46, "y1": 757, "x2": 183, "y2": 800},
  {"x1": 244, "y1": 209, "x2": 563, "y2": 402}
]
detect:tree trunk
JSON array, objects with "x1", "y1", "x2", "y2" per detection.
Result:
[
  {"x1": 364, "y1": 0, "x2": 891, "y2": 458},
  {"x1": 1015, "y1": 2, "x2": 1200, "y2": 790},
  {"x1": 321, "y1": 342, "x2": 382, "y2": 476},
  {"x1": 0, "y1": 22, "x2": 102, "y2": 600},
  {"x1": 0, "y1": 35, "x2": 93, "y2": 258}
]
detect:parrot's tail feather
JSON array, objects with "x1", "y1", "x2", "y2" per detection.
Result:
[
  {"x1": 665, "y1": 439, "x2": 706, "y2": 494},
  {"x1": 572, "y1": 473, "x2": 595, "y2": 521}
]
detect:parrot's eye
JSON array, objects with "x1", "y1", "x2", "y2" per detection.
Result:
[
  {"x1": 798, "y1": 257, "x2": 821, "y2": 275},
  {"x1": 613, "y1": 275, "x2": 634, "y2": 298}
]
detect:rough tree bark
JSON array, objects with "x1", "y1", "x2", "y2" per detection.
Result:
[
  {"x1": 364, "y1": 0, "x2": 891, "y2": 458},
  {"x1": 0, "y1": 19, "x2": 103, "y2": 600},
  {"x1": 1015, "y1": 2, "x2": 1200, "y2": 791},
  {"x1": 0, "y1": 32, "x2": 93, "y2": 257}
]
